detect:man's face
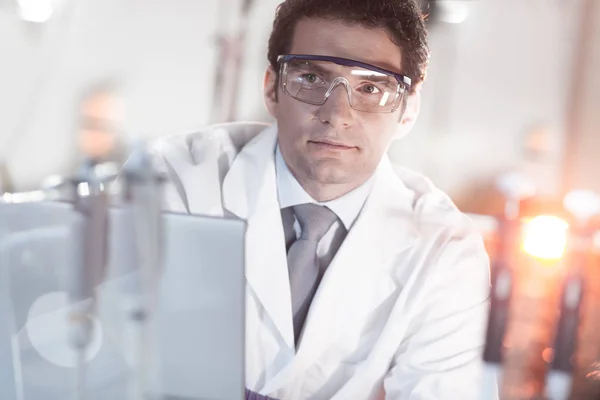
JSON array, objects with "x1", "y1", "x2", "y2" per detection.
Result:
[
  {"x1": 78, "y1": 91, "x2": 121, "y2": 159},
  {"x1": 264, "y1": 18, "x2": 419, "y2": 195}
]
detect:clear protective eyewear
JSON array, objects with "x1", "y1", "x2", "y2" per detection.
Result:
[{"x1": 277, "y1": 54, "x2": 412, "y2": 113}]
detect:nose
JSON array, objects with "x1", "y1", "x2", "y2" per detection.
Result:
[{"x1": 316, "y1": 79, "x2": 354, "y2": 128}]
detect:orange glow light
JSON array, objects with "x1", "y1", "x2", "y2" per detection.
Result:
[{"x1": 522, "y1": 216, "x2": 569, "y2": 260}]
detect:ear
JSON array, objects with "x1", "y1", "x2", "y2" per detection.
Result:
[
  {"x1": 397, "y1": 85, "x2": 422, "y2": 137},
  {"x1": 263, "y1": 66, "x2": 278, "y2": 118}
]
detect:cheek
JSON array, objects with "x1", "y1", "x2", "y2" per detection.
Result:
[
  {"x1": 276, "y1": 101, "x2": 315, "y2": 135},
  {"x1": 361, "y1": 119, "x2": 398, "y2": 150},
  {"x1": 275, "y1": 108, "x2": 307, "y2": 148}
]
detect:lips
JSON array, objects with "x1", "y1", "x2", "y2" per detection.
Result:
[{"x1": 308, "y1": 140, "x2": 355, "y2": 149}]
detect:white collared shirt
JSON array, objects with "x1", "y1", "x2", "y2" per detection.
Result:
[{"x1": 275, "y1": 145, "x2": 374, "y2": 269}]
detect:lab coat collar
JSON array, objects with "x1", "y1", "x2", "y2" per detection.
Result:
[{"x1": 274, "y1": 145, "x2": 374, "y2": 231}]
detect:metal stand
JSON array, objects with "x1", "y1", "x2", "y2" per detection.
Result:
[
  {"x1": 121, "y1": 146, "x2": 164, "y2": 400},
  {"x1": 67, "y1": 160, "x2": 115, "y2": 400}
]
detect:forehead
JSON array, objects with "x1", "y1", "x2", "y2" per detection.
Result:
[{"x1": 289, "y1": 18, "x2": 403, "y2": 75}]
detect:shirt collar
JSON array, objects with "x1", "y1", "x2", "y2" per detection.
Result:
[{"x1": 275, "y1": 144, "x2": 373, "y2": 230}]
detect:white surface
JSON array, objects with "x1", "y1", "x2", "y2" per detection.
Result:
[
  {"x1": 481, "y1": 364, "x2": 501, "y2": 400},
  {"x1": 546, "y1": 370, "x2": 572, "y2": 400}
]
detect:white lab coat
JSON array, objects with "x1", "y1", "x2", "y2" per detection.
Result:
[{"x1": 148, "y1": 122, "x2": 492, "y2": 400}]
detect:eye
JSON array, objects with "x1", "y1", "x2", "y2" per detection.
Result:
[
  {"x1": 360, "y1": 84, "x2": 381, "y2": 94},
  {"x1": 300, "y1": 73, "x2": 321, "y2": 84}
]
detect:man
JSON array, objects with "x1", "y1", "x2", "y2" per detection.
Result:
[
  {"x1": 74, "y1": 80, "x2": 127, "y2": 167},
  {"x1": 148, "y1": 0, "x2": 492, "y2": 398}
]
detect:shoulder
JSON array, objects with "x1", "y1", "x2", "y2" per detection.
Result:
[
  {"x1": 131, "y1": 122, "x2": 272, "y2": 212},
  {"x1": 389, "y1": 163, "x2": 489, "y2": 278},
  {"x1": 388, "y1": 164, "x2": 491, "y2": 311},
  {"x1": 391, "y1": 163, "x2": 476, "y2": 237},
  {"x1": 148, "y1": 121, "x2": 272, "y2": 165}
]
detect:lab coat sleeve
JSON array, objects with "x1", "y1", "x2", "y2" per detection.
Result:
[{"x1": 383, "y1": 229, "x2": 493, "y2": 399}]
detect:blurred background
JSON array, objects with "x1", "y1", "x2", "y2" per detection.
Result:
[{"x1": 0, "y1": 0, "x2": 598, "y2": 206}]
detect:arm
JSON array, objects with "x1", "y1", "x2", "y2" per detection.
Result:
[{"x1": 384, "y1": 229, "x2": 495, "y2": 399}]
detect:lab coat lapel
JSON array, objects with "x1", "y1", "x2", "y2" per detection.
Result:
[
  {"x1": 263, "y1": 156, "x2": 418, "y2": 393},
  {"x1": 222, "y1": 126, "x2": 295, "y2": 350}
]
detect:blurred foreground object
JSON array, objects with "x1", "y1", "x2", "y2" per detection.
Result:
[
  {"x1": 119, "y1": 144, "x2": 165, "y2": 400},
  {"x1": 65, "y1": 90, "x2": 123, "y2": 398}
]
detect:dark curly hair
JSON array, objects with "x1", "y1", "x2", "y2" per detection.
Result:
[{"x1": 267, "y1": 0, "x2": 430, "y2": 94}]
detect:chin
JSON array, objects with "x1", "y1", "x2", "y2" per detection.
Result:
[{"x1": 309, "y1": 167, "x2": 352, "y2": 185}]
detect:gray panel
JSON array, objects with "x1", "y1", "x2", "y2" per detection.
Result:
[
  {"x1": 0, "y1": 201, "x2": 129, "y2": 400},
  {"x1": 158, "y1": 212, "x2": 246, "y2": 400},
  {"x1": 107, "y1": 208, "x2": 246, "y2": 400},
  {"x1": 0, "y1": 201, "x2": 75, "y2": 400},
  {"x1": 1, "y1": 202, "x2": 246, "y2": 400}
]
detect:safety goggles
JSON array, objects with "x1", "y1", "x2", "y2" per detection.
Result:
[{"x1": 277, "y1": 54, "x2": 411, "y2": 113}]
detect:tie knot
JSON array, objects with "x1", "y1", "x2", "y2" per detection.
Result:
[{"x1": 292, "y1": 203, "x2": 338, "y2": 242}]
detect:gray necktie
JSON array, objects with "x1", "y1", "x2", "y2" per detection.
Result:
[{"x1": 287, "y1": 203, "x2": 339, "y2": 345}]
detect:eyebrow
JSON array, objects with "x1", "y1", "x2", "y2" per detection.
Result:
[
  {"x1": 293, "y1": 61, "x2": 393, "y2": 80},
  {"x1": 292, "y1": 61, "x2": 335, "y2": 74},
  {"x1": 355, "y1": 74, "x2": 394, "y2": 83}
]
